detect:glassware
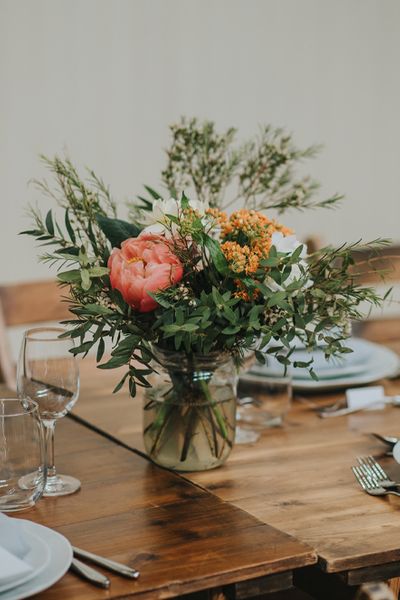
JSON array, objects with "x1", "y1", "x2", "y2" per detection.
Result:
[
  {"x1": 0, "y1": 398, "x2": 46, "y2": 511},
  {"x1": 16, "y1": 327, "x2": 80, "y2": 496},
  {"x1": 237, "y1": 370, "x2": 292, "y2": 429},
  {"x1": 143, "y1": 348, "x2": 237, "y2": 471}
]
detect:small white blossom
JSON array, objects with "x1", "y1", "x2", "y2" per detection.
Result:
[{"x1": 141, "y1": 196, "x2": 209, "y2": 236}]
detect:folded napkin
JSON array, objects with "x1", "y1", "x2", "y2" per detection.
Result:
[{"x1": 0, "y1": 513, "x2": 33, "y2": 586}]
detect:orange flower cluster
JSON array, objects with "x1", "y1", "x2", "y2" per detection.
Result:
[
  {"x1": 219, "y1": 209, "x2": 292, "y2": 276},
  {"x1": 213, "y1": 208, "x2": 293, "y2": 301},
  {"x1": 205, "y1": 207, "x2": 229, "y2": 228},
  {"x1": 222, "y1": 209, "x2": 293, "y2": 242},
  {"x1": 220, "y1": 241, "x2": 259, "y2": 274},
  {"x1": 232, "y1": 281, "x2": 259, "y2": 302}
]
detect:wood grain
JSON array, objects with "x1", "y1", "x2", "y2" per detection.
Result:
[
  {"x1": 9, "y1": 415, "x2": 315, "y2": 599},
  {"x1": 72, "y1": 321, "x2": 400, "y2": 577}
]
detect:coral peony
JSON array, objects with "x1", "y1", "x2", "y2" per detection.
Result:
[{"x1": 108, "y1": 233, "x2": 183, "y2": 312}]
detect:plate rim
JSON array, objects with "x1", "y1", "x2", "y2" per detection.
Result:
[
  {"x1": 293, "y1": 344, "x2": 400, "y2": 390},
  {"x1": 241, "y1": 340, "x2": 400, "y2": 391},
  {"x1": 0, "y1": 520, "x2": 72, "y2": 600}
]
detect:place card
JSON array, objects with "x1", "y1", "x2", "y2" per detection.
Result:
[{"x1": 346, "y1": 385, "x2": 385, "y2": 410}]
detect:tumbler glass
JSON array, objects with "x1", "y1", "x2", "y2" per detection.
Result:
[{"x1": 0, "y1": 398, "x2": 46, "y2": 512}]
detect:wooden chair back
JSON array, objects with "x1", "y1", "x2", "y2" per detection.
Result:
[
  {"x1": 351, "y1": 244, "x2": 400, "y2": 285},
  {"x1": 0, "y1": 280, "x2": 71, "y2": 390}
]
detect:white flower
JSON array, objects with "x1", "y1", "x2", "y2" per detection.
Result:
[
  {"x1": 270, "y1": 232, "x2": 307, "y2": 258},
  {"x1": 141, "y1": 198, "x2": 180, "y2": 235},
  {"x1": 141, "y1": 196, "x2": 209, "y2": 236}
]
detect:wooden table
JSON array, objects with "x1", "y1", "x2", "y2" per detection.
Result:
[
  {"x1": 1, "y1": 389, "x2": 316, "y2": 599},
  {"x1": 72, "y1": 318, "x2": 400, "y2": 598}
]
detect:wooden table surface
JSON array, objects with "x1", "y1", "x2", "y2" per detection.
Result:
[
  {"x1": 7, "y1": 414, "x2": 316, "y2": 599},
  {"x1": 72, "y1": 318, "x2": 400, "y2": 587}
]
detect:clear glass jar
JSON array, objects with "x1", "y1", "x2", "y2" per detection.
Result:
[{"x1": 143, "y1": 348, "x2": 237, "y2": 471}]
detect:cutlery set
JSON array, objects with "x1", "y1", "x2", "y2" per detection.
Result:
[
  {"x1": 70, "y1": 546, "x2": 139, "y2": 589},
  {"x1": 317, "y1": 396, "x2": 400, "y2": 418},
  {"x1": 352, "y1": 454, "x2": 400, "y2": 499}
]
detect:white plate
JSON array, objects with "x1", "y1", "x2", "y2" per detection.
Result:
[
  {"x1": 0, "y1": 529, "x2": 50, "y2": 593},
  {"x1": 241, "y1": 341, "x2": 400, "y2": 391},
  {"x1": 252, "y1": 338, "x2": 375, "y2": 380},
  {"x1": 0, "y1": 521, "x2": 72, "y2": 600},
  {"x1": 292, "y1": 343, "x2": 400, "y2": 390}
]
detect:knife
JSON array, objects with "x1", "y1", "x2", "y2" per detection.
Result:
[
  {"x1": 73, "y1": 546, "x2": 140, "y2": 579},
  {"x1": 70, "y1": 557, "x2": 111, "y2": 588}
]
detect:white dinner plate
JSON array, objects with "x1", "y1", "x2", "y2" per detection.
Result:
[
  {"x1": 293, "y1": 343, "x2": 400, "y2": 390},
  {"x1": 241, "y1": 340, "x2": 400, "y2": 391},
  {"x1": 0, "y1": 528, "x2": 50, "y2": 593},
  {"x1": 0, "y1": 521, "x2": 72, "y2": 600}
]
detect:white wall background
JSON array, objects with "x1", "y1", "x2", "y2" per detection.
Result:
[{"x1": 1, "y1": 0, "x2": 399, "y2": 285}]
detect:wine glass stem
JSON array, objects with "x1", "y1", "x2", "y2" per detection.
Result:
[{"x1": 44, "y1": 420, "x2": 57, "y2": 480}]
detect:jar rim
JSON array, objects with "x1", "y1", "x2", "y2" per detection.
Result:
[{"x1": 24, "y1": 327, "x2": 66, "y2": 342}]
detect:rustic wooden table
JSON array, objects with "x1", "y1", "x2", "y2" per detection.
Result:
[
  {"x1": 71, "y1": 318, "x2": 400, "y2": 599},
  {"x1": 1, "y1": 391, "x2": 316, "y2": 599}
]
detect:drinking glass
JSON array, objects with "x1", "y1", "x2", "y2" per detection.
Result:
[
  {"x1": 0, "y1": 398, "x2": 46, "y2": 511},
  {"x1": 237, "y1": 373, "x2": 292, "y2": 428},
  {"x1": 16, "y1": 327, "x2": 80, "y2": 496}
]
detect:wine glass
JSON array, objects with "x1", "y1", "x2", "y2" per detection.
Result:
[{"x1": 16, "y1": 327, "x2": 80, "y2": 496}]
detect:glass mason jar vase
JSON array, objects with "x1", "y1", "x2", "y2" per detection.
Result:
[{"x1": 143, "y1": 348, "x2": 237, "y2": 471}]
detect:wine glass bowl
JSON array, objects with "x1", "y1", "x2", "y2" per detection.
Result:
[{"x1": 17, "y1": 327, "x2": 80, "y2": 496}]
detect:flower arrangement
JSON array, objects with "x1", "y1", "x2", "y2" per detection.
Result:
[{"x1": 22, "y1": 118, "x2": 386, "y2": 469}]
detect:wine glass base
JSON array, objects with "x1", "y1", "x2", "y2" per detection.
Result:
[{"x1": 19, "y1": 472, "x2": 81, "y2": 497}]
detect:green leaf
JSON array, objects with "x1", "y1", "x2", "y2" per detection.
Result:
[
  {"x1": 85, "y1": 303, "x2": 114, "y2": 315},
  {"x1": 96, "y1": 338, "x2": 105, "y2": 362},
  {"x1": 45, "y1": 210, "x2": 54, "y2": 236},
  {"x1": 113, "y1": 371, "x2": 130, "y2": 393},
  {"x1": 180, "y1": 191, "x2": 190, "y2": 209},
  {"x1": 57, "y1": 269, "x2": 81, "y2": 283},
  {"x1": 88, "y1": 266, "x2": 109, "y2": 278},
  {"x1": 20, "y1": 229, "x2": 45, "y2": 236},
  {"x1": 129, "y1": 376, "x2": 137, "y2": 397},
  {"x1": 143, "y1": 185, "x2": 162, "y2": 200},
  {"x1": 98, "y1": 355, "x2": 129, "y2": 369},
  {"x1": 181, "y1": 323, "x2": 198, "y2": 332},
  {"x1": 203, "y1": 235, "x2": 230, "y2": 276},
  {"x1": 96, "y1": 214, "x2": 142, "y2": 248},
  {"x1": 81, "y1": 269, "x2": 91, "y2": 291},
  {"x1": 222, "y1": 325, "x2": 241, "y2": 335},
  {"x1": 70, "y1": 341, "x2": 95, "y2": 355},
  {"x1": 255, "y1": 350, "x2": 266, "y2": 364},
  {"x1": 65, "y1": 210, "x2": 76, "y2": 244},
  {"x1": 288, "y1": 244, "x2": 304, "y2": 263}
]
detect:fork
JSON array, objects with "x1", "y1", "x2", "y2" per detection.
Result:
[
  {"x1": 356, "y1": 455, "x2": 400, "y2": 488},
  {"x1": 352, "y1": 465, "x2": 400, "y2": 497}
]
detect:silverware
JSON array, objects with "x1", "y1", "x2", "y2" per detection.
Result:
[
  {"x1": 318, "y1": 396, "x2": 400, "y2": 418},
  {"x1": 70, "y1": 558, "x2": 111, "y2": 588},
  {"x1": 72, "y1": 546, "x2": 140, "y2": 579},
  {"x1": 356, "y1": 455, "x2": 400, "y2": 488},
  {"x1": 370, "y1": 432, "x2": 399, "y2": 447},
  {"x1": 352, "y1": 465, "x2": 400, "y2": 498}
]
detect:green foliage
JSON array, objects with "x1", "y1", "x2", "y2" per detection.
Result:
[
  {"x1": 96, "y1": 214, "x2": 142, "y2": 248},
  {"x1": 154, "y1": 117, "x2": 343, "y2": 212},
  {"x1": 22, "y1": 149, "x2": 387, "y2": 400}
]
